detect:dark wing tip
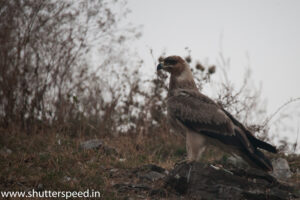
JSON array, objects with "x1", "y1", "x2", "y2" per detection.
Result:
[{"x1": 250, "y1": 136, "x2": 278, "y2": 154}]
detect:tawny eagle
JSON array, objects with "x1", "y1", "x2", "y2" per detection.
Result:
[{"x1": 157, "y1": 55, "x2": 277, "y2": 171}]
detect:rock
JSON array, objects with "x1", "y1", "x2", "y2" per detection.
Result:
[
  {"x1": 109, "y1": 168, "x2": 119, "y2": 178},
  {"x1": 6, "y1": 148, "x2": 12, "y2": 154},
  {"x1": 62, "y1": 176, "x2": 77, "y2": 183},
  {"x1": 87, "y1": 157, "x2": 96, "y2": 163},
  {"x1": 103, "y1": 145, "x2": 118, "y2": 155},
  {"x1": 110, "y1": 168, "x2": 118, "y2": 173},
  {"x1": 113, "y1": 183, "x2": 151, "y2": 193},
  {"x1": 140, "y1": 171, "x2": 165, "y2": 182},
  {"x1": 227, "y1": 156, "x2": 248, "y2": 169},
  {"x1": 141, "y1": 164, "x2": 166, "y2": 174},
  {"x1": 0, "y1": 147, "x2": 12, "y2": 156},
  {"x1": 63, "y1": 176, "x2": 71, "y2": 182},
  {"x1": 80, "y1": 139, "x2": 102, "y2": 150},
  {"x1": 37, "y1": 183, "x2": 43, "y2": 191},
  {"x1": 165, "y1": 162, "x2": 300, "y2": 200},
  {"x1": 271, "y1": 158, "x2": 292, "y2": 180},
  {"x1": 150, "y1": 188, "x2": 167, "y2": 197}
]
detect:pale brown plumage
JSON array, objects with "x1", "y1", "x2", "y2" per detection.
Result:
[{"x1": 157, "y1": 55, "x2": 277, "y2": 171}]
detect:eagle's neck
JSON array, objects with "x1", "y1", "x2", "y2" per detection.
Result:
[{"x1": 168, "y1": 69, "x2": 197, "y2": 96}]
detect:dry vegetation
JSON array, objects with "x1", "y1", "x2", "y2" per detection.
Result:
[
  {"x1": 0, "y1": 0, "x2": 299, "y2": 199},
  {"x1": 0, "y1": 129, "x2": 185, "y2": 199}
]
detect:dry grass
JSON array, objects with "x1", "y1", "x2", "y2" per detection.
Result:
[
  {"x1": 1, "y1": 128, "x2": 300, "y2": 199},
  {"x1": 106, "y1": 132, "x2": 185, "y2": 170},
  {"x1": 0, "y1": 128, "x2": 186, "y2": 199}
]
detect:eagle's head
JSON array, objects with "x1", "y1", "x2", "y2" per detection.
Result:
[
  {"x1": 156, "y1": 56, "x2": 188, "y2": 76},
  {"x1": 157, "y1": 55, "x2": 196, "y2": 90}
]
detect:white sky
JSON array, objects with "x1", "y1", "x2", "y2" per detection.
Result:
[{"x1": 126, "y1": 0, "x2": 300, "y2": 148}]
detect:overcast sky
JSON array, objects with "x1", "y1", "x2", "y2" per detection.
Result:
[{"x1": 126, "y1": 0, "x2": 300, "y2": 147}]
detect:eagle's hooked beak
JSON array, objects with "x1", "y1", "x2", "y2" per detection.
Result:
[{"x1": 157, "y1": 63, "x2": 163, "y2": 71}]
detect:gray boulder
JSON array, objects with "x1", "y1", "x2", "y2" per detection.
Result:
[
  {"x1": 271, "y1": 158, "x2": 292, "y2": 180},
  {"x1": 165, "y1": 162, "x2": 299, "y2": 200}
]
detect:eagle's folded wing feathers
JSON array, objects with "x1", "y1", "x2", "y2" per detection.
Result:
[{"x1": 167, "y1": 89, "x2": 235, "y2": 137}]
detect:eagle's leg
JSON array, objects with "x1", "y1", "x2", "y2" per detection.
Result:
[
  {"x1": 195, "y1": 146, "x2": 207, "y2": 162},
  {"x1": 175, "y1": 131, "x2": 207, "y2": 166},
  {"x1": 186, "y1": 131, "x2": 206, "y2": 162}
]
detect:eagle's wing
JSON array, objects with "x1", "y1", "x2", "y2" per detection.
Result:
[
  {"x1": 168, "y1": 89, "x2": 235, "y2": 135},
  {"x1": 221, "y1": 108, "x2": 277, "y2": 153},
  {"x1": 167, "y1": 89, "x2": 274, "y2": 171},
  {"x1": 167, "y1": 89, "x2": 251, "y2": 148}
]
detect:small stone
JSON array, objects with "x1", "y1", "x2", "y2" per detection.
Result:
[
  {"x1": 37, "y1": 183, "x2": 43, "y2": 190},
  {"x1": 80, "y1": 139, "x2": 102, "y2": 150},
  {"x1": 63, "y1": 176, "x2": 71, "y2": 182},
  {"x1": 141, "y1": 171, "x2": 165, "y2": 182},
  {"x1": 0, "y1": 147, "x2": 12, "y2": 156},
  {"x1": 87, "y1": 157, "x2": 95, "y2": 163},
  {"x1": 110, "y1": 168, "x2": 118, "y2": 173},
  {"x1": 6, "y1": 148, "x2": 12, "y2": 154}
]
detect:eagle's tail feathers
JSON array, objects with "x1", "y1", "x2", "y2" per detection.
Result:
[
  {"x1": 242, "y1": 148, "x2": 273, "y2": 172},
  {"x1": 247, "y1": 134, "x2": 277, "y2": 153}
]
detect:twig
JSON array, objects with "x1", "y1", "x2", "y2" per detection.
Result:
[
  {"x1": 263, "y1": 97, "x2": 300, "y2": 127},
  {"x1": 148, "y1": 47, "x2": 157, "y2": 67},
  {"x1": 187, "y1": 165, "x2": 192, "y2": 183},
  {"x1": 293, "y1": 121, "x2": 299, "y2": 153}
]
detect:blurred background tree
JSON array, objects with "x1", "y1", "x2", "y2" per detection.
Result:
[
  {"x1": 0, "y1": 0, "x2": 297, "y2": 153},
  {"x1": 0, "y1": 0, "x2": 140, "y2": 133}
]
